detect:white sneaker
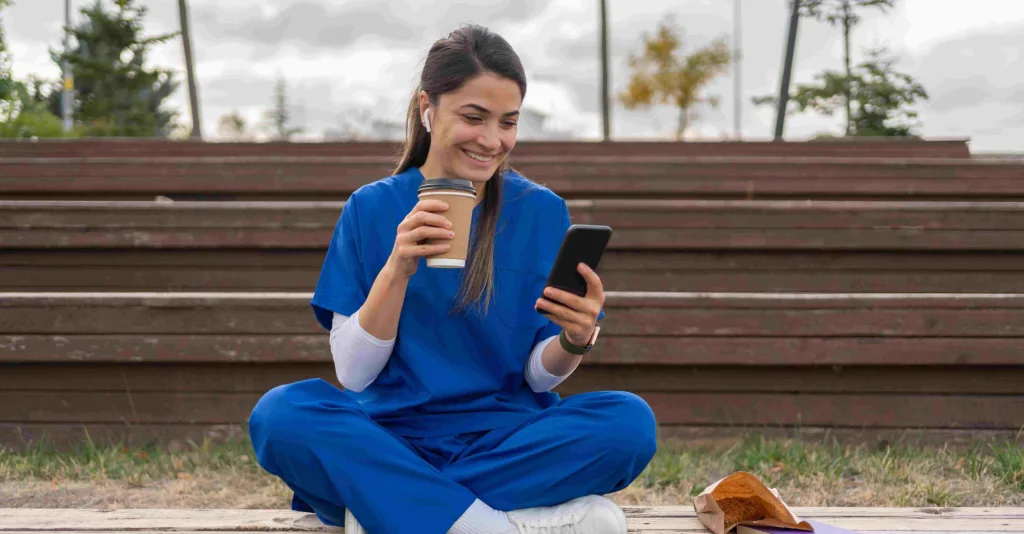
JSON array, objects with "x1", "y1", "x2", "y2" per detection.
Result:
[
  {"x1": 505, "y1": 494, "x2": 627, "y2": 534},
  {"x1": 344, "y1": 508, "x2": 366, "y2": 534}
]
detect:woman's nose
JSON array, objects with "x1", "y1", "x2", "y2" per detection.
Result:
[{"x1": 478, "y1": 125, "x2": 501, "y2": 152}]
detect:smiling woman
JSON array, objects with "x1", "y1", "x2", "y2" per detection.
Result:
[
  {"x1": 247, "y1": 24, "x2": 654, "y2": 534},
  {"x1": 395, "y1": 30, "x2": 528, "y2": 314}
]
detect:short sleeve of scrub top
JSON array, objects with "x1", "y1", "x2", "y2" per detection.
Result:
[{"x1": 311, "y1": 194, "x2": 369, "y2": 331}]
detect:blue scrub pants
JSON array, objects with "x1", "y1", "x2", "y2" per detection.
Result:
[{"x1": 249, "y1": 378, "x2": 657, "y2": 534}]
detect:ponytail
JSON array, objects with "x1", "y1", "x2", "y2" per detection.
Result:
[{"x1": 394, "y1": 86, "x2": 505, "y2": 317}]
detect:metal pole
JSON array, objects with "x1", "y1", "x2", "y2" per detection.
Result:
[
  {"x1": 733, "y1": 0, "x2": 742, "y2": 139},
  {"x1": 61, "y1": 0, "x2": 73, "y2": 133},
  {"x1": 599, "y1": 0, "x2": 610, "y2": 141},
  {"x1": 774, "y1": 0, "x2": 801, "y2": 140},
  {"x1": 179, "y1": 0, "x2": 202, "y2": 139}
]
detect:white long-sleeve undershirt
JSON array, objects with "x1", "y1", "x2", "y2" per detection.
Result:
[{"x1": 329, "y1": 311, "x2": 575, "y2": 393}]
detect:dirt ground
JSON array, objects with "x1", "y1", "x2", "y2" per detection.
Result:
[{"x1": 0, "y1": 475, "x2": 679, "y2": 509}]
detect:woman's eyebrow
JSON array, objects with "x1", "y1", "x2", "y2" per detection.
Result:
[{"x1": 460, "y1": 103, "x2": 520, "y2": 117}]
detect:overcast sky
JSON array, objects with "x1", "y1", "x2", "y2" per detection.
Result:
[{"x1": 5, "y1": 0, "x2": 1024, "y2": 151}]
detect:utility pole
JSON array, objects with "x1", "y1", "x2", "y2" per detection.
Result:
[
  {"x1": 774, "y1": 0, "x2": 801, "y2": 141},
  {"x1": 61, "y1": 0, "x2": 73, "y2": 133},
  {"x1": 179, "y1": 0, "x2": 202, "y2": 139},
  {"x1": 599, "y1": 0, "x2": 610, "y2": 141},
  {"x1": 733, "y1": 0, "x2": 742, "y2": 139}
]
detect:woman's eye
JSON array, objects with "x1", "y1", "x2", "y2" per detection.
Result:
[
  {"x1": 464, "y1": 116, "x2": 483, "y2": 123},
  {"x1": 503, "y1": 121, "x2": 517, "y2": 127}
]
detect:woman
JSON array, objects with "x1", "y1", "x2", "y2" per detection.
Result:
[{"x1": 248, "y1": 24, "x2": 657, "y2": 534}]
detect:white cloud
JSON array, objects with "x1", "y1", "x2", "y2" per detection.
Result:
[
  {"x1": 903, "y1": 0, "x2": 1024, "y2": 51},
  {"x1": 3, "y1": 0, "x2": 1023, "y2": 150}
]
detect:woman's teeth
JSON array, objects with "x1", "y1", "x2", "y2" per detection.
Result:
[{"x1": 463, "y1": 149, "x2": 494, "y2": 163}]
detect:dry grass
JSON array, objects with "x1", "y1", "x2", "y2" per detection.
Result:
[{"x1": 2, "y1": 433, "x2": 1022, "y2": 509}]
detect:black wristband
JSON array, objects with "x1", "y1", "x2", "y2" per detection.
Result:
[{"x1": 559, "y1": 330, "x2": 589, "y2": 355}]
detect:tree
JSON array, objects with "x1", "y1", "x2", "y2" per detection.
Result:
[
  {"x1": 0, "y1": 0, "x2": 14, "y2": 102},
  {"x1": 797, "y1": 0, "x2": 896, "y2": 135},
  {"x1": 619, "y1": 15, "x2": 732, "y2": 141},
  {"x1": 217, "y1": 110, "x2": 250, "y2": 141},
  {"x1": 1, "y1": 82, "x2": 74, "y2": 138},
  {"x1": 1, "y1": 1, "x2": 77, "y2": 138},
  {"x1": 48, "y1": 0, "x2": 180, "y2": 137},
  {"x1": 755, "y1": 47, "x2": 928, "y2": 137},
  {"x1": 263, "y1": 77, "x2": 302, "y2": 141}
]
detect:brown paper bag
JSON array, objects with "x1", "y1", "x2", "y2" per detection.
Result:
[{"x1": 692, "y1": 472, "x2": 814, "y2": 534}]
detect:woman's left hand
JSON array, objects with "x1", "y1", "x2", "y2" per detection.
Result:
[{"x1": 534, "y1": 263, "x2": 605, "y2": 346}]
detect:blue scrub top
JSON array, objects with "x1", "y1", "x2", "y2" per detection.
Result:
[{"x1": 311, "y1": 166, "x2": 603, "y2": 438}]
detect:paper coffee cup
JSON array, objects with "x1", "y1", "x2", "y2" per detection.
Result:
[{"x1": 417, "y1": 178, "x2": 477, "y2": 268}]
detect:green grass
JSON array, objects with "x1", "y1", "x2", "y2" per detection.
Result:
[
  {"x1": 0, "y1": 432, "x2": 259, "y2": 485},
  {"x1": 626, "y1": 433, "x2": 1024, "y2": 506},
  {"x1": 2, "y1": 432, "x2": 1023, "y2": 507}
]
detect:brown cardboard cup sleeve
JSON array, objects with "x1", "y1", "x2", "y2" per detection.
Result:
[{"x1": 692, "y1": 472, "x2": 814, "y2": 534}]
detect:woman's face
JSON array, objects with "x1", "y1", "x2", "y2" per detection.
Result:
[{"x1": 420, "y1": 72, "x2": 521, "y2": 185}]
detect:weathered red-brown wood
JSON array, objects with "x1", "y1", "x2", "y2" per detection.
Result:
[
  {"x1": 10, "y1": 199, "x2": 1024, "y2": 228},
  {"x1": 7, "y1": 265, "x2": 1024, "y2": 294},
  {"x1": 0, "y1": 138, "x2": 972, "y2": 159},
  {"x1": 7, "y1": 249, "x2": 1024, "y2": 293},
  {"x1": 4, "y1": 293, "x2": 1024, "y2": 367},
  {"x1": 2, "y1": 156, "x2": 1020, "y2": 200},
  {"x1": 8, "y1": 200, "x2": 1024, "y2": 251},
  {"x1": 641, "y1": 392, "x2": 1024, "y2": 428},
  {"x1": 11, "y1": 227, "x2": 1024, "y2": 250},
  {"x1": 3, "y1": 362, "x2": 1022, "y2": 394},
  {"x1": 5, "y1": 334, "x2": 1024, "y2": 366},
  {"x1": 1, "y1": 389, "x2": 1019, "y2": 429},
  {"x1": 5, "y1": 293, "x2": 1024, "y2": 334},
  {"x1": 0, "y1": 422, "x2": 251, "y2": 450}
]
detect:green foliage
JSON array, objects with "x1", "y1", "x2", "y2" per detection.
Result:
[
  {"x1": 48, "y1": 0, "x2": 180, "y2": 137},
  {"x1": 796, "y1": 0, "x2": 896, "y2": 26},
  {"x1": 755, "y1": 47, "x2": 927, "y2": 136},
  {"x1": 0, "y1": 0, "x2": 13, "y2": 102},
  {"x1": 990, "y1": 439, "x2": 1024, "y2": 490},
  {"x1": 0, "y1": 82, "x2": 81, "y2": 138},
  {"x1": 792, "y1": 0, "x2": 899, "y2": 134},
  {"x1": 619, "y1": 14, "x2": 732, "y2": 140},
  {"x1": 1, "y1": 1, "x2": 79, "y2": 139}
]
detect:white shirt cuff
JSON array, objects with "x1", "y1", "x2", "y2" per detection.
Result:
[
  {"x1": 329, "y1": 310, "x2": 395, "y2": 392},
  {"x1": 525, "y1": 335, "x2": 578, "y2": 392}
]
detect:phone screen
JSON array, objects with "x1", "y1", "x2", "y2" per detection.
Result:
[{"x1": 543, "y1": 224, "x2": 613, "y2": 300}]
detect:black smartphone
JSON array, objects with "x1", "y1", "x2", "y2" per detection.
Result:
[{"x1": 540, "y1": 224, "x2": 613, "y2": 312}]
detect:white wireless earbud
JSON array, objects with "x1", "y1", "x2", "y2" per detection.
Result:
[{"x1": 422, "y1": 109, "x2": 431, "y2": 133}]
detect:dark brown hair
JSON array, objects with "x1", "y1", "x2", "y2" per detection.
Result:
[{"x1": 394, "y1": 24, "x2": 527, "y2": 315}]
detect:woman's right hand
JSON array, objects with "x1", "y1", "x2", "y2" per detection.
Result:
[{"x1": 386, "y1": 199, "x2": 454, "y2": 279}]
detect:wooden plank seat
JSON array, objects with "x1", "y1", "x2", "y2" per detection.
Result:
[
  {"x1": 0, "y1": 137, "x2": 973, "y2": 159},
  {"x1": 1, "y1": 507, "x2": 1022, "y2": 533},
  {"x1": 5, "y1": 199, "x2": 1024, "y2": 293},
  {"x1": 2, "y1": 156, "x2": 1020, "y2": 201},
  {"x1": 1, "y1": 292, "x2": 1022, "y2": 448}
]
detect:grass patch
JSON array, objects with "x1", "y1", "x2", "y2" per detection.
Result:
[
  {"x1": 0, "y1": 432, "x2": 260, "y2": 484},
  {"x1": 625, "y1": 434, "x2": 1024, "y2": 507},
  {"x1": 2, "y1": 432, "x2": 1023, "y2": 508}
]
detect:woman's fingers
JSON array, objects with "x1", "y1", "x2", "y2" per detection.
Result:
[
  {"x1": 535, "y1": 296, "x2": 591, "y2": 327},
  {"x1": 405, "y1": 225, "x2": 454, "y2": 244},
  {"x1": 541, "y1": 287, "x2": 596, "y2": 317},
  {"x1": 412, "y1": 199, "x2": 450, "y2": 214},
  {"x1": 400, "y1": 210, "x2": 451, "y2": 232},
  {"x1": 577, "y1": 263, "x2": 605, "y2": 303},
  {"x1": 408, "y1": 243, "x2": 451, "y2": 257}
]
